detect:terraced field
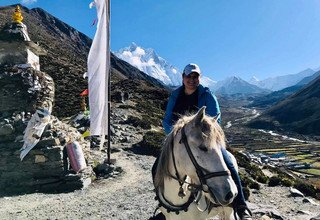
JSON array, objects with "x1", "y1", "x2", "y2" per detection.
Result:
[{"x1": 223, "y1": 107, "x2": 320, "y2": 186}]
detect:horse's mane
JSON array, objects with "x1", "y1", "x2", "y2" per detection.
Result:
[{"x1": 154, "y1": 114, "x2": 226, "y2": 190}]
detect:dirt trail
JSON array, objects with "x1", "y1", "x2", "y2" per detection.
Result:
[
  {"x1": 0, "y1": 149, "x2": 319, "y2": 220},
  {"x1": 0, "y1": 150, "x2": 158, "y2": 220}
]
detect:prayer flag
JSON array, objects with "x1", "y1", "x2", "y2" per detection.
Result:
[{"x1": 87, "y1": 0, "x2": 110, "y2": 136}]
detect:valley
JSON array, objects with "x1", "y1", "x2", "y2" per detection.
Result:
[{"x1": 221, "y1": 102, "x2": 320, "y2": 188}]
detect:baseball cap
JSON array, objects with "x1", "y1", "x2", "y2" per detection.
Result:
[{"x1": 183, "y1": 63, "x2": 201, "y2": 76}]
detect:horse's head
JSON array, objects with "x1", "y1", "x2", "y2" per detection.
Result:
[{"x1": 171, "y1": 106, "x2": 238, "y2": 205}]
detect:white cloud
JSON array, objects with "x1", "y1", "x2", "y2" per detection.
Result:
[{"x1": 21, "y1": 0, "x2": 37, "y2": 5}]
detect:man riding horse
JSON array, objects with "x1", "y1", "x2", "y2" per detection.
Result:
[{"x1": 153, "y1": 63, "x2": 252, "y2": 220}]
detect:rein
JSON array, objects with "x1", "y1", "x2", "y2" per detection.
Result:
[{"x1": 180, "y1": 126, "x2": 230, "y2": 196}]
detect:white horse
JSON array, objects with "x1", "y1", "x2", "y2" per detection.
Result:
[{"x1": 154, "y1": 107, "x2": 238, "y2": 220}]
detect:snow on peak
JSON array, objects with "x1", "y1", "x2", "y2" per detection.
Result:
[
  {"x1": 201, "y1": 76, "x2": 217, "y2": 88},
  {"x1": 249, "y1": 69, "x2": 315, "y2": 91},
  {"x1": 115, "y1": 43, "x2": 181, "y2": 86},
  {"x1": 249, "y1": 76, "x2": 260, "y2": 83}
]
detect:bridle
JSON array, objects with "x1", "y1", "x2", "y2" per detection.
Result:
[
  {"x1": 178, "y1": 127, "x2": 230, "y2": 198},
  {"x1": 156, "y1": 126, "x2": 231, "y2": 214}
]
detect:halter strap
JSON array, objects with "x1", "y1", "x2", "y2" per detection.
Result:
[
  {"x1": 180, "y1": 126, "x2": 230, "y2": 191},
  {"x1": 155, "y1": 126, "x2": 230, "y2": 214}
]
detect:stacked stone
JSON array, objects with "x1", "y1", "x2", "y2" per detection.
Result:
[
  {"x1": 0, "y1": 67, "x2": 93, "y2": 195},
  {"x1": 0, "y1": 6, "x2": 93, "y2": 195},
  {"x1": 0, "y1": 113, "x2": 92, "y2": 195}
]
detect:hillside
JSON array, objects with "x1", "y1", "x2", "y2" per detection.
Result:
[
  {"x1": 0, "y1": 4, "x2": 165, "y2": 117},
  {"x1": 297, "y1": 70, "x2": 320, "y2": 86},
  {"x1": 247, "y1": 85, "x2": 303, "y2": 108},
  {"x1": 249, "y1": 75, "x2": 320, "y2": 135}
]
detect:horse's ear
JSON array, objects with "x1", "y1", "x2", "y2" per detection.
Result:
[
  {"x1": 193, "y1": 106, "x2": 206, "y2": 125},
  {"x1": 213, "y1": 113, "x2": 221, "y2": 122}
]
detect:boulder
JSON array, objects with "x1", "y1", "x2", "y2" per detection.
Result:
[
  {"x1": 0, "y1": 123, "x2": 14, "y2": 135},
  {"x1": 290, "y1": 187, "x2": 304, "y2": 197}
]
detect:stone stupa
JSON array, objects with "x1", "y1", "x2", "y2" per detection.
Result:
[{"x1": 0, "y1": 5, "x2": 46, "y2": 70}]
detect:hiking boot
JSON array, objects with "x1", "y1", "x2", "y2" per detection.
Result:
[{"x1": 237, "y1": 207, "x2": 252, "y2": 220}]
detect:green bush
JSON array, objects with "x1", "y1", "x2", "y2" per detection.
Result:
[
  {"x1": 281, "y1": 178, "x2": 294, "y2": 187},
  {"x1": 294, "y1": 181, "x2": 317, "y2": 197},
  {"x1": 256, "y1": 175, "x2": 268, "y2": 184},
  {"x1": 268, "y1": 176, "x2": 281, "y2": 187},
  {"x1": 125, "y1": 115, "x2": 151, "y2": 129},
  {"x1": 249, "y1": 182, "x2": 260, "y2": 190},
  {"x1": 239, "y1": 173, "x2": 254, "y2": 188},
  {"x1": 139, "y1": 130, "x2": 166, "y2": 156}
]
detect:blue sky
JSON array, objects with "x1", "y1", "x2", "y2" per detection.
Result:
[{"x1": 2, "y1": 0, "x2": 320, "y2": 81}]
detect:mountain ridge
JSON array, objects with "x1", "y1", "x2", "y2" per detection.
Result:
[
  {"x1": 249, "y1": 68, "x2": 315, "y2": 91},
  {"x1": 0, "y1": 5, "x2": 166, "y2": 117},
  {"x1": 213, "y1": 76, "x2": 270, "y2": 95},
  {"x1": 249, "y1": 75, "x2": 320, "y2": 135}
]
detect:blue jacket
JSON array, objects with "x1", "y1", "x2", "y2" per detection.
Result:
[{"x1": 163, "y1": 84, "x2": 221, "y2": 134}]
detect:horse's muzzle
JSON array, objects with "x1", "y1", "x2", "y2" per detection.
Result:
[{"x1": 207, "y1": 186, "x2": 237, "y2": 206}]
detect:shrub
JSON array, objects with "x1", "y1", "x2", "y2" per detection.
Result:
[
  {"x1": 268, "y1": 176, "x2": 281, "y2": 187},
  {"x1": 239, "y1": 173, "x2": 254, "y2": 188},
  {"x1": 256, "y1": 175, "x2": 268, "y2": 184},
  {"x1": 125, "y1": 115, "x2": 151, "y2": 129},
  {"x1": 249, "y1": 182, "x2": 260, "y2": 190},
  {"x1": 281, "y1": 178, "x2": 294, "y2": 187},
  {"x1": 139, "y1": 130, "x2": 166, "y2": 156},
  {"x1": 294, "y1": 181, "x2": 317, "y2": 197}
]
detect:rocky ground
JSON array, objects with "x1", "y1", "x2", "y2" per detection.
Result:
[
  {"x1": 0, "y1": 105, "x2": 320, "y2": 220},
  {"x1": 0, "y1": 144, "x2": 319, "y2": 220}
]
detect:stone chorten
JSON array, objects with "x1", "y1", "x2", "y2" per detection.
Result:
[{"x1": 0, "y1": 5, "x2": 46, "y2": 70}]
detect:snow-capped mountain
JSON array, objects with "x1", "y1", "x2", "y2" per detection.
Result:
[
  {"x1": 249, "y1": 69, "x2": 315, "y2": 91},
  {"x1": 213, "y1": 76, "x2": 269, "y2": 95},
  {"x1": 201, "y1": 76, "x2": 217, "y2": 89},
  {"x1": 115, "y1": 43, "x2": 182, "y2": 86}
]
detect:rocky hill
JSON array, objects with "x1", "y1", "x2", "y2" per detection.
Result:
[
  {"x1": 297, "y1": 70, "x2": 320, "y2": 86},
  {"x1": 0, "y1": 4, "x2": 165, "y2": 118},
  {"x1": 249, "y1": 75, "x2": 320, "y2": 135},
  {"x1": 247, "y1": 85, "x2": 304, "y2": 108}
]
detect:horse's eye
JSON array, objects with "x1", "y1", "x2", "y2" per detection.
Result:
[{"x1": 198, "y1": 144, "x2": 208, "y2": 152}]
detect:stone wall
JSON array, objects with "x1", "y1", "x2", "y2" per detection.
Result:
[{"x1": 0, "y1": 66, "x2": 92, "y2": 195}]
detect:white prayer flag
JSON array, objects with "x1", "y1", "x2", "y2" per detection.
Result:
[{"x1": 87, "y1": 0, "x2": 110, "y2": 136}]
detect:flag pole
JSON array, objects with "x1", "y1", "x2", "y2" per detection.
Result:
[{"x1": 107, "y1": 0, "x2": 111, "y2": 164}]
